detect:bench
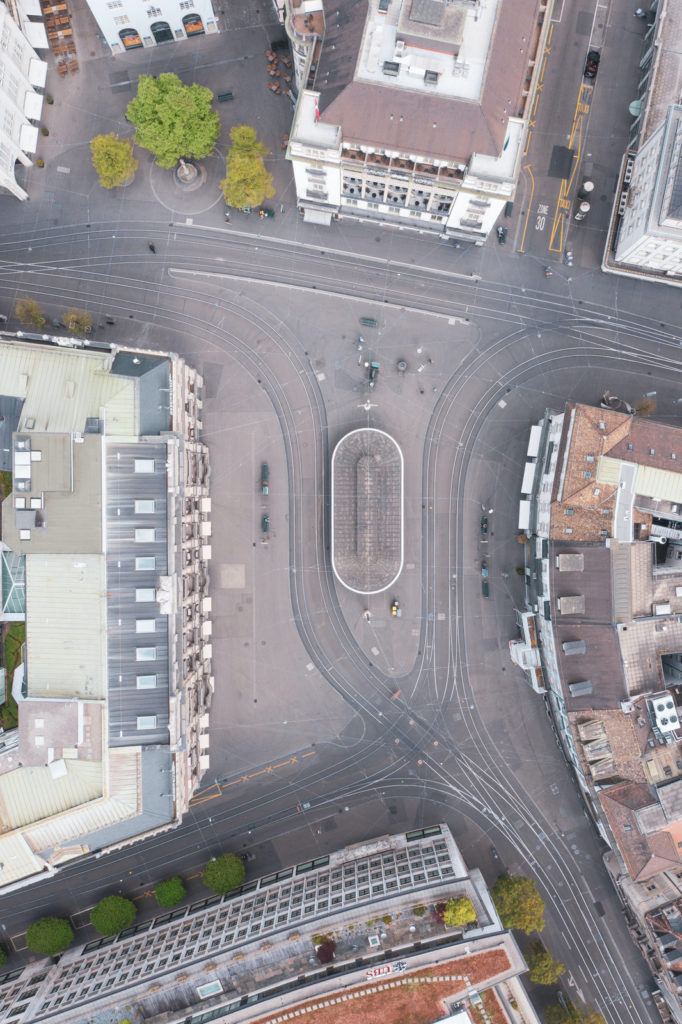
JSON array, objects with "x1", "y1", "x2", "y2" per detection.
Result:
[{"x1": 217, "y1": 91, "x2": 233, "y2": 102}]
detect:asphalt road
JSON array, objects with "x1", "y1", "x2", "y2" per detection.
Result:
[
  {"x1": 0, "y1": 221, "x2": 677, "y2": 1024},
  {"x1": 0, "y1": 2, "x2": 679, "y2": 1022}
]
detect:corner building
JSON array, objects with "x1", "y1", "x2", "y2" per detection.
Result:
[
  {"x1": 0, "y1": 825, "x2": 541, "y2": 1024},
  {"x1": 0, "y1": 335, "x2": 212, "y2": 890},
  {"x1": 284, "y1": 0, "x2": 551, "y2": 241}
]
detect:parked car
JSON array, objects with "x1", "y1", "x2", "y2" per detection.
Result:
[
  {"x1": 496, "y1": 226, "x2": 507, "y2": 244},
  {"x1": 390, "y1": 599, "x2": 401, "y2": 617},
  {"x1": 584, "y1": 49, "x2": 600, "y2": 79},
  {"x1": 261, "y1": 462, "x2": 269, "y2": 495},
  {"x1": 481, "y1": 561, "x2": 489, "y2": 578},
  {"x1": 262, "y1": 514, "x2": 270, "y2": 533},
  {"x1": 259, "y1": 207, "x2": 275, "y2": 219},
  {"x1": 480, "y1": 516, "x2": 488, "y2": 535},
  {"x1": 482, "y1": 579, "x2": 489, "y2": 598},
  {"x1": 368, "y1": 361, "x2": 380, "y2": 388}
]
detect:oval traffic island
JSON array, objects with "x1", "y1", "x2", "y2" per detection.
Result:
[{"x1": 331, "y1": 428, "x2": 403, "y2": 594}]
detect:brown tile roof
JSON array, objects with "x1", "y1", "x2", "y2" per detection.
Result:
[
  {"x1": 612, "y1": 418, "x2": 682, "y2": 473},
  {"x1": 548, "y1": 542, "x2": 628, "y2": 710},
  {"x1": 316, "y1": 0, "x2": 543, "y2": 162},
  {"x1": 550, "y1": 404, "x2": 682, "y2": 541},
  {"x1": 571, "y1": 711, "x2": 647, "y2": 785},
  {"x1": 600, "y1": 780, "x2": 682, "y2": 881},
  {"x1": 550, "y1": 405, "x2": 628, "y2": 542}
]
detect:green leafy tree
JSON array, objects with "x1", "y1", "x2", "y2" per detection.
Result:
[
  {"x1": 0, "y1": 944, "x2": 6, "y2": 967},
  {"x1": 15, "y1": 297, "x2": 45, "y2": 327},
  {"x1": 63, "y1": 308, "x2": 92, "y2": 337},
  {"x1": 491, "y1": 873, "x2": 545, "y2": 934},
  {"x1": 154, "y1": 876, "x2": 186, "y2": 908},
  {"x1": 545, "y1": 1002, "x2": 606, "y2": 1024},
  {"x1": 89, "y1": 895, "x2": 136, "y2": 936},
  {"x1": 202, "y1": 853, "x2": 245, "y2": 895},
  {"x1": 220, "y1": 125, "x2": 275, "y2": 209},
  {"x1": 90, "y1": 133, "x2": 138, "y2": 188},
  {"x1": 526, "y1": 940, "x2": 566, "y2": 984},
  {"x1": 442, "y1": 896, "x2": 476, "y2": 928},
  {"x1": 25, "y1": 917, "x2": 74, "y2": 956},
  {"x1": 126, "y1": 73, "x2": 220, "y2": 169}
]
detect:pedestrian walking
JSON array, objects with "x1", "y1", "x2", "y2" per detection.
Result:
[{"x1": 148, "y1": 243, "x2": 156, "y2": 254}]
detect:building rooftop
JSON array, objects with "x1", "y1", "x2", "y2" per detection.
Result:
[
  {"x1": 315, "y1": 0, "x2": 543, "y2": 164},
  {"x1": 0, "y1": 825, "x2": 537, "y2": 1024},
  {"x1": 638, "y1": 0, "x2": 682, "y2": 146},
  {"x1": 1, "y1": 433, "x2": 104, "y2": 555},
  {"x1": 0, "y1": 335, "x2": 210, "y2": 890},
  {"x1": 0, "y1": 339, "x2": 137, "y2": 437},
  {"x1": 600, "y1": 780, "x2": 681, "y2": 881},
  {"x1": 25, "y1": 553, "x2": 108, "y2": 700},
  {"x1": 331, "y1": 428, "x2": 403, "y2": 594}
]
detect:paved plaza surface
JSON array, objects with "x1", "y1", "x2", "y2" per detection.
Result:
[{"x1": 0, "y1": 2, "x2": 680, "y2": 1023}]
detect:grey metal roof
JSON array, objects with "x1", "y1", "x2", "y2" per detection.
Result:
[
  {"x1": 563, "y1": 640, "x2": 587, "y2": 655},
  {"x1": 111, "y1": 352, "x2": 171, "y2": 436},
  {"x1": 106, "y1": 442, "x2": 170, "y2": 747},
  {"x1": 68, "y1": 749, "x2": 174, "y2": 852},
  {"x1": 569, "y1": 680, "x2": 594, "y2": 696},
  {"x1": 0, "y1": 396, "x2": 23, "y2": 472}
]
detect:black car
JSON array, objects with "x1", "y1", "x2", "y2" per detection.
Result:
[
  {"x1": 480, "y1": 516, "x2": 488, "y2": 536},
  {"x1": 584, "y1": 50, "x2": 600, "y2": 79}
]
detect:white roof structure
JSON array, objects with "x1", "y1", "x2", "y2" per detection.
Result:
[
  {"x1": 0, "y1": 342, "x2": 137, "y2": 436},
  {"x1": 25, "y1": 554, "x2": 108, "y2": 699}
]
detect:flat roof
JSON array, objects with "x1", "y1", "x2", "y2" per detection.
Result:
[
  {"x1": 26, "y1": 553, "x2": 108, "y2": 699},
  {"x1": 316, "y1": 0, "x2": 542, "y2": 163},
  {"x1": 331, "y1": 428, "x2": 403, "y2": 594},
  {"x1": 0, "y1": 337, "x2": 137, "y2": 437},
  {"x1": 1, "y1": 433, "x2": 104, "y2": 555}
]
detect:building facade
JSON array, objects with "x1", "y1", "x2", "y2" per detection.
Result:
[
  {"x1": 83, "y1": 0, "x2": 218, "y2": 53},
  {"x1": 0, "y1": 0, "x2": 48, "y2": 200},
  {"x1": 607, "y1": 0, "x2": 682, "y2": 280},
  {"x1": 0, "y1": 825, "x2": 541, "y2": 1024},
  {"x1": 0, "y1": 335, "x2": 212, "y2": 890},
  {"x1": 283, "y1": 0, "x2": 551, "y2": 240}
]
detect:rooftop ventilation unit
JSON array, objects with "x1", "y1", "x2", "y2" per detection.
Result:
[
  {"x1": 648, "y1": 694, "x2": 680, "y2": 735},
  {"x1": 383, "y1": 60, "x2": 400, "y2": 77},
  {"x1": 394, "y1": 39, "x2": 406, "y2": 57}
]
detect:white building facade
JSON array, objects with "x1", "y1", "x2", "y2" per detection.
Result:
[
  {"x1": 614, "y1": 104, "x2": 682, "y2": 274},
  {"x1": 284, "y1": 0, "x2": 550, "y2": 241},
  {"x1": 0, "y1": 0, "x2": 48, "y2": 200},
  {"x1": 83, "y1": 0, "x2": 218, "y2": 53},
  {"x1": 608, "y1": 0, "x2": 682, "y2": 279}
]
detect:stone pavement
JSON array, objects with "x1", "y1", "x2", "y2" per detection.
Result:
[{"x1": 1, "y1": 0, "x2": 295, "y2": 230}]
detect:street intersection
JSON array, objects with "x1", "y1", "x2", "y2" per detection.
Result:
[{"x1": 0, "y1": 2, "x2": 680, "y2": 1023}]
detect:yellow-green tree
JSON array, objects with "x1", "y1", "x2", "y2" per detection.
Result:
[
  {"x1": 90, "y1": 133, "x2": 138, "y2": 188},
  {"x1": 491, "y1": 873, "x2": 545, "y2": 934},
  {"x1": 220, "y1": 125, "x2": 275, "y2": 209},
  {"x1": 126, "y1": 74, "x2": 219, "y2": 169},
  {"x1": 15, "y1": 297, "x2": 45, "y2": 327},
  {"x1": 63, "y1": 308, "x2": 92, "y2": 337},
  {"x1": 526, "y1": 941, "x2": 566, "y2": 984},
  {"x1": 545, "y1": 1002, "x2": 605, "y2": 1024},
  {"x1": 442, "y1": 897, "x2": 476, "y2": 928}
]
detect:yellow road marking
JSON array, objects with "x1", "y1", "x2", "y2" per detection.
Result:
[
  {"x1": 517, "y1": 164, "x2": 535, "y2": 253},
  {"x1": 189, "y1": 751, "x2": 316, "y2": 806},
  {"x1": 549, "y1": 84, "x2": 592, "y2": 252}
]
